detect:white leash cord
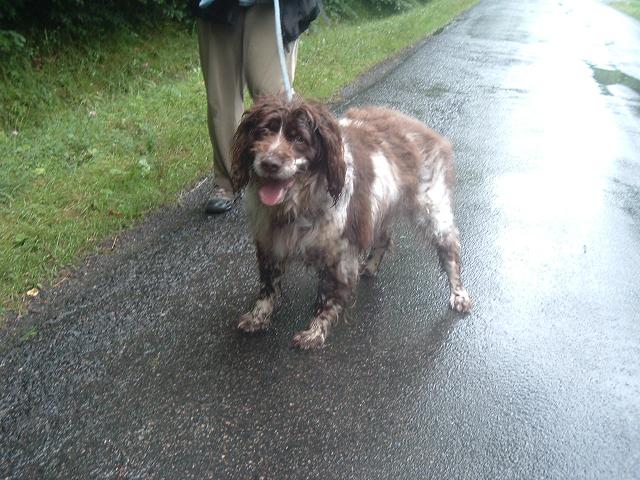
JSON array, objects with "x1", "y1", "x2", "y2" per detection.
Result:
[{"x1": 273, "y1": 0, "x2": 294, "y2": 101}]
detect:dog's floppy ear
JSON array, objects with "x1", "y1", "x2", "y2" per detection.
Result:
[
  {"x1": 230, "y1": 108, "x2": 257, "y2": 193},
  {"x1": 301, "y1": 101, "x2": 345, "y2": 203}
]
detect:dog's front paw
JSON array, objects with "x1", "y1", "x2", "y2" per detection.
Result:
[
  {"x1": 449, "y1": 289, "x2": 473, "y2": 313},
  {"x1": 237, "y1": 312, "x2": 271, "y2": 333},
  {"x1": 292, "y1": 328, "x2": 325, "y2": 349}
]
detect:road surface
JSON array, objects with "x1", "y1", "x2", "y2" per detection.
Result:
[{"x1": 2, "y1": 0, "x2": 639, "y2": 478}]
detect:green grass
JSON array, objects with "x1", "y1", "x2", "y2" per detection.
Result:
[
  {"x1": 0, "y1": 0, "x2": 478, "y2": 320},
  {"x1": 610, "y1": 0, "x2": 640, "y2": 20},
  {"x1": 297, "y1": 0, "x2": 476, "y2": 98}
]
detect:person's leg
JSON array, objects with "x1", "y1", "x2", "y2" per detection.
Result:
[
  {"x1": 196, "y1": 17, "x2": 245, "y2": 213},
  {"x1": 243, "y1": 4, "x2": 299, "y2": 99}
]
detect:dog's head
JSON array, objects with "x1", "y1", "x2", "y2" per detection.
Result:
[{"x1": 231, "y1": 95, "x2": 345, "y2": 207}]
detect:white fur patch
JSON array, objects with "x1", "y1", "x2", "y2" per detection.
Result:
[
  {"x1": 253, "y1": 298, "x2": 274, "y2": 317},
  {"x1": 370, "y1": 151, "x2": 400, "y2": 225},
  {"x1": 333, "y1": 143, "x2": 355, "y2": 233},
  {"x1": 405, "y1": 132, "x2": 421, "y2": 144},
  {"x1": 345, "y1": 118, "x2": 365, "y2": 128},
  {"x1": 268, "y1": 128, "x2": 284, "y2": 151},
  {"x1": 426, "y1": 170, "x2": 454, "y2": 235}
]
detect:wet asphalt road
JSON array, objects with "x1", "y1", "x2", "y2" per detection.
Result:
[{"x1": 2, "y1": 0, "x2": 640, "y2": 478}]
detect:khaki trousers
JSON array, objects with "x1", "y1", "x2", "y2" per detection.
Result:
[{"x1": 197, "y1": 6, "x2": 298, "y2": 193}]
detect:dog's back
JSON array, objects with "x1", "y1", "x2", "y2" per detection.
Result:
[{"x1": 338, "y1": 106, "x2": 456, "y2": 248}]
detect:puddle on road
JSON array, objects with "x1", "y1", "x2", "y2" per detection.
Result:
[
  {"x1": 424, "y1": 83, "x2": 449, "y2": 98},
  {"x1": 609, "y1": 177, "x2": 640, "y2": 222},
  {"x1": 589, "y1": 64, "x2": 640, "y2": 97}
]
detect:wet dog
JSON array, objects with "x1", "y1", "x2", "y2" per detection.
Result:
[{"x1": 231, "y1": 95, "x2": 472, "y2": 349}]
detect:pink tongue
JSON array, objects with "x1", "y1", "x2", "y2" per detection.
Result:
[{"x1": 258, "y1": 182, "x2": 287, "y2": 206}]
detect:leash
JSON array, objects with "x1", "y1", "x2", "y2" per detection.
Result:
[
  {"x1": 273, "y1": 0, "x2": 294, "y2": 101},
  {"x1": 198, "y1": 0, "x2": 294, "y2": 101}
]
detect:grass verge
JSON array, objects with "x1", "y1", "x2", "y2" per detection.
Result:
[
  {"x1": 0, "y1": 0, "x2": 478, "y2": 321},
  {"x1": 609, "y1": 0, "x2": 640, "y2": 20}
]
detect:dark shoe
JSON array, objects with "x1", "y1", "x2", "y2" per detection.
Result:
[
  {"x1": 204, "y1": 185, "x2": 236, "y2": 214},
  {"x1": 205, "y1": 197, "x2": 234, "y2": 214}
]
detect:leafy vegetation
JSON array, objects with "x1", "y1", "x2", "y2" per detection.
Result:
[
  {"x1": 1, "y1": 0, "x2": 430, "y2": 58},
  {"x1": 0, "y1": 0, "x2": 186, "y2": 52}
]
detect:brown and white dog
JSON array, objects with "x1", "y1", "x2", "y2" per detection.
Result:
[{"x1": 231, "y1": 95, "x2": 472, "y2": 349}]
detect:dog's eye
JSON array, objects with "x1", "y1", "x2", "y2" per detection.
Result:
[{"x1": 266, "y1": 120, "x2": 281, "y2": 132}]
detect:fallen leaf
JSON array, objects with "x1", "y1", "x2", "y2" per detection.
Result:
[
  {"x1": 13, "y1": 233, "x2": 29, "y2": 246},
  {"x1": 137, "y1": 157, "x2": 151, "y2": 174},
  {"x1": 26, "y1": 288, "x2": 39, "y2": 297}
]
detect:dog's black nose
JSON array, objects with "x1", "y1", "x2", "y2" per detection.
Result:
[{"x1": 260, "y1": 158, "x2": 281, "y2": 174}]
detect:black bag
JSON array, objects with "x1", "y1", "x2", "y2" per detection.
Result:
[
  {"x1": 280, "y1": 0, "x2": 320, "y2": 44},
  {"x1": 189, "y1": 0, "x2": 320, "y2": 44}
]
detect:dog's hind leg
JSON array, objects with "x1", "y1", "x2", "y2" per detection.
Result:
[
  {"x1": 237, "y1": 245, "x2": 285, "y2": 333},
  {"x1": 360, "y1": 230, "x2": 393, "y2": 278},
  {"x1": 292, "y1": 257, "x2": 359, "y2": 349},
  {"x1": 433, "y1": 224, "x2": 472, "y2": 313},
  {"x1": 415, "y1": 169, "x2": 472, "y2": 313}
]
